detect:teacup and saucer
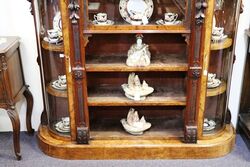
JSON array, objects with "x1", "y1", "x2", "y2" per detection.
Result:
[
  {"x1": 44, "y1": 29, "x2": 63, "y2": 44},
  {"x1": 52, "y1": 75, "x2": 67, "y2": 90},
  {"x1": 207, "y1": 73, "x2": 221, "y2": 88},
  {"x1": 55, "y1": 117, "x2": 70, "y2": 133},
  {"x1": 156, "y1": 12, "x2": 181, "y2": 25},
  {"x1": 92, "y1": 13, "x2": 114, "y2": 25},
  {"x1": 211, "y1": 27, "x2": 228, "y2": 42}
]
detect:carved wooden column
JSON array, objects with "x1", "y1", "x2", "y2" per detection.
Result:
[
  {"x1": 185, "y1": 0, "x2": 209, "y2": 143},
  {"x1": 61, "y1": 0, "x2": 90, "y2": 144}
]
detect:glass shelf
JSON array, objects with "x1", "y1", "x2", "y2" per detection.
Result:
[
  {"x1": 210, "y1": 38, "x2": 232, "y2": 51},
  {"x1": 41, "y1": 40, "x2": 64, "y2": 52},
  {"x1": 46, "y1": 82, "x2": 67, "y2": 98},
  {"x1": 206, "y1": 81, "x2": 226, "y2": 97}
]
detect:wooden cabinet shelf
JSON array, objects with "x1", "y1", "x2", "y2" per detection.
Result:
[
  {"x1": 84, "y1": 24, "x2": 190, "y2": 34},
  {"x1": 88, "y1": 85, "x2": 186, "y2": 106},
  {"x1": 210, "y1": 38, "x2": 233, "y2": 51},
  {"x1": 90, "y1": 118, "x2": 183, "y2": 140},
  {"x1": 46, "y1": 83, "x2": 67, "y2": 98},
  {"x1": 41, "y1": 40, "x2": 64, "y2": 52},
  {"x1": 86, "y1": 54, "x2": 188, "y2": 72},
  {"x1": 206, "y1": 81, "x2": 226, "y2": 97}
]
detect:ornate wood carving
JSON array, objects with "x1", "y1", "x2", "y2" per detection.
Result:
[
  {"x1": 83, "y1": 35, "x2": 91, "y2": 47},
  {"x1": 181, "y1": 34, "x2": 190, "y2": 45},
  {"x1": 190, "y1": 63, "x2": 202, "y2": 79},
  {"x1": 68, "y1": 0, "x2": 80, "y2": 24},
  {"x1": 76, "y1": 125, "x2": 89, "y2": 144},
  {"x1": 0, "y1": 56, "x2": 7, "y2": 71},
  {"x1": 72, "y1": 65, "x2": 85, "y2": 80},
  {"x1": 7, "y1": 106, "x2": 21, "y2": 160},
  {"x1": 195, "y1": 1, "x2": 208, "y2": 25},
  {"x1": 184, "y1": 125, "x2": 197, "y2": 143}
]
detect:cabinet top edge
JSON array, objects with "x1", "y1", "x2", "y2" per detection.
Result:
[{"x1": 0, "y1": 36, "x2": 20, "y2": 54}]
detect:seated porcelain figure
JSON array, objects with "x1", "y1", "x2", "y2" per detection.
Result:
[{"x1": 126, "y1": 34, "x2": 151, "y2": 67}]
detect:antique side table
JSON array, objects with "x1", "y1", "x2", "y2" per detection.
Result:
[{"x1": 0, "y1": 37, "x2": 34, "y2": 160}]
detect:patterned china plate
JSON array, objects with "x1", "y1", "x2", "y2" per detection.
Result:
[{"x1": 119, "y1": 0, "x2": 154, "y2": 25}]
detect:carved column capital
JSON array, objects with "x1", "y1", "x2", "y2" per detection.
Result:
[
  {"x1": 68, "y1": 0, "x2": 80, "y2": 24},
  {"x1": 195, "y1": 0, "x2": 208, "y2": 25}
]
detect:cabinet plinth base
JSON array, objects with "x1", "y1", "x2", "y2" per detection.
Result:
[{"x1": 37, "y1": 125, "x2": 235, "y2": 159}]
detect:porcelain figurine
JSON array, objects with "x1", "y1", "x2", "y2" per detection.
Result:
[
  {"x1": 120, "y1": 108, "x2": 151, "y2": 135},
  {"x1": 211, "y1": 27, "x2": 228, "y2": 43},
  {"x1": 207, "y1": 73, "x2": 221, "y2": 88},
  {"x1": 121, "y1": 73, "x2": 154, "y2": 101},
  {"x1": 126, "y1": 34, "x2": 151, "y2": 67}
]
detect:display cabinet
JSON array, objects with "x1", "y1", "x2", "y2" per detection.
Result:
[{"x1": 30, "y1": 0, "x2": 241, "y2": 159}]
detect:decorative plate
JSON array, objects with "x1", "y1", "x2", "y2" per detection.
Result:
[
  {"x1": 53, "y1": 12, "x2": 62, "y2": 34},
  {"x1": 119, "y1": 0, "x2": 154, "y2": 25}
]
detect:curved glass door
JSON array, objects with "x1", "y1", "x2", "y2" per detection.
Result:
[
  {"x1": 38, "y1": 0, "x2": 70, "y2": 137},
  {"x1": 203, "y1": 0, "x2": 238, "y2": 135}
]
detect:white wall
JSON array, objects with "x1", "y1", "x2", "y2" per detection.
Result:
[
  {"x1": 229, "y1": 0, "x2": 250, "y2": 127},
  {"x1": 0, "y1": 0, "x2": 249, "y2": 131},
  {"x1": 0, "y1": 0, "x2": 43, "y2": 131}
]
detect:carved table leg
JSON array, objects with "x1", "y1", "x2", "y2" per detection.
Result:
[
  {"x1": 7, "y1": 107, "x2": 21, "y2": 160},
  {"x1": 23, "y1": 86, "x2": 34, "y2": 134}
]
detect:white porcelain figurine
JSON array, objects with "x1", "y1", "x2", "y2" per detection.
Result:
[
  {"x1": 126, "y1": 34, "x2": 151, "y2": 67},
  {"x1": 121, "y1": 73, "x2": 154, "y2": 101},
  {"x1": 120, "y1": 108, "x2": 151, "y2": 135}
]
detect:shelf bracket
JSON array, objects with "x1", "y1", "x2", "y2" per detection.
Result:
[
  {"x1": 76, "y1": 125, "x2": 89, "y2": 144},
  {"x1": 184, "y1": 124, "x2": 197, "y2": 143}
]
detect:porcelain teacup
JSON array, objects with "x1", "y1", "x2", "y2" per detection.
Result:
[
  {"x1": 207, "y1": 73, "x2": 216, "y2": 82},
  {"x1": 164, "y1": 13, "x2": 178, "y2": 23},
  {"x1": 94, "y1": 13, "x2": 108, "y2": 22},
  {"x1": 47, "y1": 29, "x2": 59, "y2": 39},
  {"x1": 62, "y1": 117, "x2": 70, "y2": 128},
  {"x1": 58, "y1": 75, "x2": 66, "y2": 83},
  {"x1": 212, "y1": 27, "x2": 224, "y2": 37}
]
